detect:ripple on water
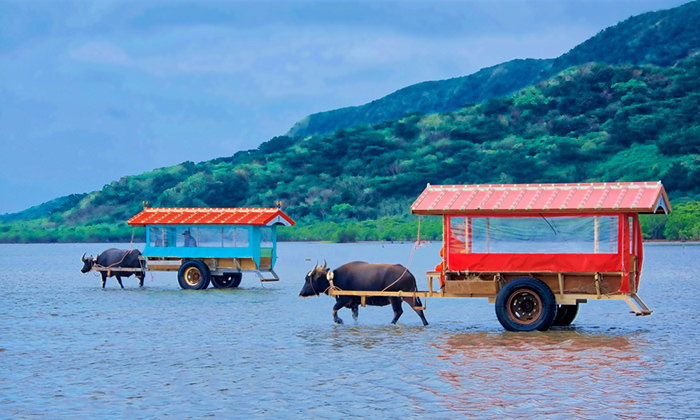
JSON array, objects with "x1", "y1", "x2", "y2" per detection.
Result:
[{"x1": 1, "y1": 242, "x2": 699, "y2": 418}]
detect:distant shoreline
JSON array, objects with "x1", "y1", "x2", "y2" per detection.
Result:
[{"x1": 2, "y1": 239, "x2": 700, "y2": 246}]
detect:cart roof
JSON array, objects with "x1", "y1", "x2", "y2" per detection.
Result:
[
  {"x1": 127, "y1": 207, "x2": 295, "y2": 226},
  {"x1": 410, "y1": 181, "x2": 671, "y2": 216}
]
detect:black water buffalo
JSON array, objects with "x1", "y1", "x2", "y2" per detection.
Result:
[
  {"x1": 299, "y1": 261, "x2": 428, "y2": 326},
  {"x1": 80, "y1": 248, "x2": 145, "y2": 288}
]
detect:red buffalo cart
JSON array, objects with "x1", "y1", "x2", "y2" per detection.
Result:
[{"x1": 329, "y1": 181, "x2": 671, "y2": 331}]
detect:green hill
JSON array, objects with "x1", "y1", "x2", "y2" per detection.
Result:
[
  {"x1": 3, "y1": 1, "x2": 700, "y2": 243},
  {"x1": 287, "y1": 58, "x2": 553, "y2": 137},
  {"x1": 288, "y1": 0, "x2": 700, "y2": 138},
  {"x1": 3, "y1": 54, "x2": 700, "y2": 242}
]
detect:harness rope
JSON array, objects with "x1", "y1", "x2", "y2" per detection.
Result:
[
  {"x1": 319, "y1": 217, "x2": 431, "y2": 304},
  {"x1": 92, "y1": 249, "x2": 143, "y2": 277},
  {"x1": 308, "y1": 271, "x2": 335, "y2": 296},
  {"x1": 380, "y1": 216, "x2": 431, "y2": 292},
  {"x1": 128, "y1": 228, "x2": 149, "y2": 278}
]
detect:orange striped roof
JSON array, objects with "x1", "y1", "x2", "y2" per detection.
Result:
[
  {"x1": 411, "y1": 182, "x2": 671, "y2": 215},
  {"x1": 127, "y1": 207, "x2": 295, "y2": 226}
]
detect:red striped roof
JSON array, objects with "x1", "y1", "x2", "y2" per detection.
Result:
[
  {"x1": 410, "y1": 182, "x2": 671, "y2": 215},
  {"x1": 127, "y1": 207, "x2": 295, "y2": 226}
]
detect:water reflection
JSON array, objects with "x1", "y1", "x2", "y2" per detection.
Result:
[
  {"x1": 296, "y1": 323, "x2": 428, "y2": 350},
  {"x1": 2, "y1": 242, "x2": 697, "y2": 419},
  {"x1": 430, "y1": 329, "x2": 657, "y2": 418}
]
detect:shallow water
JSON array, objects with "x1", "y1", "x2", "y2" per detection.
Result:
[{"x1": 1, "y1": 241, "x2": 699, "y2": 419}]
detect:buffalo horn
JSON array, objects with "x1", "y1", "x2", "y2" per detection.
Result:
[
  {"x1": 81, "y1": 252, "x2": 87, "y2": 262},
  {"x1": 322, "y1": 259, "x2": 327, "y2": 270}
]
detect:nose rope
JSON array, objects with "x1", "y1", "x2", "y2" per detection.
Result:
[
  {"x1": 307, "y1": 270, "x2": 323, "y2": 295},
  {"x1": 309, "y1": 275, "x2": 318, "y2": 295},
  {"x1": 308, "y1": 280, "x2": 332, "y2": 296},
  {"x1": 307, "y1": 269, "x2": 339, "y2": 296}
]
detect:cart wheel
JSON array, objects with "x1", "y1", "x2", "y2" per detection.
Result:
[
  {"x1": 231, "y1": 272, "x2": 242, "y2": 288},
  {"x1": 177, "y1": 260, "x2": 210, "y2": 290},
  {"x1": 553, "y1": 304, "x2": 579, "y2": 326},
  {"x1": 211, "y1": 272, "x2": 242, "y2": 289},
  {"x1": 495, "y1": 277, "x2": 556, "y2": 332},
  {"x1": 211, "y1": 275, "x2": 230, "y2": 289}
]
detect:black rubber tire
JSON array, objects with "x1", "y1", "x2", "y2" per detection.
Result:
[
  {"x1": 230, "y1": 272, "x2": 242, "y2": 288},
  {"x1": 495, "y1": 277, "x2": 557, "y2": 332},
  {"x1": 211, "y1": 272, "x2": 242, "y2": 289},
  {"x1": 553, "y1": 304, "x2": 579, "y2": 326},
  {"x1": 177, "y1": 260, "x2": 211, "y2": 290},
  {"x1": 210, "y1": 275, "x2": 227, "y2": 289}
]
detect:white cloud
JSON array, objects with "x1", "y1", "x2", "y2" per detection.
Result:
[
  {"x1": 0, "y1": 0, "x2": 691, "y2": 214},
  {"x1": 68, "y1": 41, "x2": 133, "y2": 66}
]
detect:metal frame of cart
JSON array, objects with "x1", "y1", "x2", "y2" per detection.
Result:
[
  {"x1": 127, "y1": 205, "x2": 294, "y2": 289},
  {"x1": 330, "y1": 181, "x2": 671, "y2": 331}
]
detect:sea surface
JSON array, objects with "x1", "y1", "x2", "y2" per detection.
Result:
[{"x1": 1, "y1": 241, "x2": 699, "y2": 419}]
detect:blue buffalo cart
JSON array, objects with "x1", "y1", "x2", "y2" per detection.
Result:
[{"x1": 127, "y1": 206, "x2": 294, "y2": 289}]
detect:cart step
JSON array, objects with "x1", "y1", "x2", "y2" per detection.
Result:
[
  {"x1": 632, "y1": 310, "x2": 653, "y2": 316},
  {"x1": 259, "y1": 278, "x2": 279, "y2": 282},
  {"x1": 625, "y1": 293, "x2": 653, "y2": 316}
]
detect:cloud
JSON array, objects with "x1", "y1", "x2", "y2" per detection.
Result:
[
  {"x1": 0, "y1": 0, "x2": 691, "y2": 214},
  {"x1": 69, "y1": 41, "x2": 133, "y2": 66}
]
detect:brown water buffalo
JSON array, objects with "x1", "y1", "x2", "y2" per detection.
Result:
[
  {"x1": 299, "y1": 260, "x2": 428, "y2": 326},
  {"x1": 81, "y1": 248, "x2": 145, "y2": 288}
]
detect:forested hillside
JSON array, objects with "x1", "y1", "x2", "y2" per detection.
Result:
[
  {"x1": 2, "y1": 53, "x2": 700, "y2": 242},
  {"x1": 287, "y1": 0, "x2": 700, "y2": 138},
  {"x1": 287, "y1": 58, "x2": 553, "y2": 137}
]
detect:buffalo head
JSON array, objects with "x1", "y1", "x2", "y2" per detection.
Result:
[
  {"x1": 80, "y1": 253, "x2": 96, "y2": 273},
  {"x1": 299, "y1": 260, "x2": 331, "y2": 297}
]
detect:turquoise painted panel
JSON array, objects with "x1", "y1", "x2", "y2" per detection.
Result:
[
  {"x1": 142, "y1": 246, "x2": 258, "y2": 259},
  {"x1": 142, "y1": 224, "x2": 279, "y2": 267}
]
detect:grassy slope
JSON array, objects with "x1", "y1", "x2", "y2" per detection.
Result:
[
  {"x1": 2, "y1": 55, "x2": 700, "y2": 242},
  {"x1": 288, "y1": 1, "x2": 700, "y2": 138}
]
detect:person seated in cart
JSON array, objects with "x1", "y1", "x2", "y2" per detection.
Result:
[{"x1": 182, "y1": 229, "x2": 197, "y2": 247}]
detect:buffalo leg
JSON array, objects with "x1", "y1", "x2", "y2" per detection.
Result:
[
  {"x1": 390, "y1": 298, "x2": 404, "y2": 324},
  {"x1": 101, "y1": 272, "x2": 107, "y2": 289},
  {"x1": 332, "y1": 297, "x2": 351, "y2": 324},
  {"x1": 116, "y1": 276, "x2": 124, "y2": 289},
  {"x1": 137, "y1": 275, "x2": 144, "y2": 288},
  {"x1": 402, "y1": 296, "x2": 429, "y2": 326},
  {"x1": 351, "y1": 304, "x2": 359, "y2": 321}
]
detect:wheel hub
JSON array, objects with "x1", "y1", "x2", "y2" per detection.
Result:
[
  {"x1": 507, "y1": 289, "x2": 542, "y2": 325},
  {"x1": 184, "y1": 267, "x2": 202, "y2": 286}
]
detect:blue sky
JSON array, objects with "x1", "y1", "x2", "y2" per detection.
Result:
[{"x1": 0, "y1": 0, "x2": 689, "y2": 214}]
